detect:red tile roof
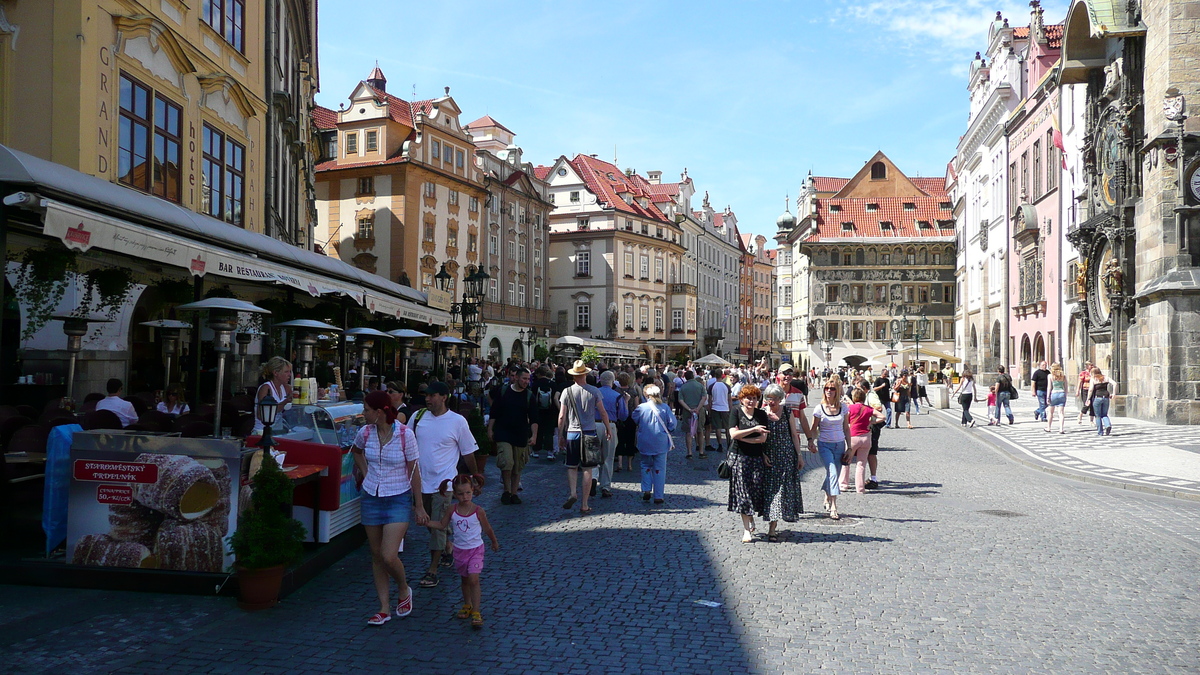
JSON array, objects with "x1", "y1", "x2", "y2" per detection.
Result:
[
  {"x1": 465, "y1": 115, "x2": 515, "y2": 135},
  {"x1": 314, "y1": 153, "x2": 409, "y2": 172},
  {"x1": 912, "y1": 176, "x2": 948, "y2": 197},
  {"x1": 806, "y1": 196, "x2": 955, "y2": 242},
  {"x1": 312, "y1": 105, "x2": 338, "y2": 130},
  {"x1": 812, "y1": 177, "x2": 850, "y2": 193},
  {"x1": 1012, "y1": 24, "x2": 1064, "y2": 48},
  {"x1": 567, "y1": 155, "x2": 670, "y2": 222},
  {"x1": 533, "y1": 165, "x2": 552, "y2": 181},
  {"x1": 740, "y1": 233, "x2": 754, "y2": 248}
]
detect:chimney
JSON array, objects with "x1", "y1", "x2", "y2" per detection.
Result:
[{"x1": 647, "y1": 170, "x2": 662, "y2": 184}]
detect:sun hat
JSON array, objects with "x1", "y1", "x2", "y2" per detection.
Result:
[{"x1": 567, "y1": 360, "x2": 592, "y2": 376}]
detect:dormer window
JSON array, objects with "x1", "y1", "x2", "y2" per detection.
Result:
[
  {"x1": 903, "y1": 202, "x2": 916, "y2": 211},
  {"x1": 577, "y1": 218, "x2": 590, "y2": 231},
  {"x1": 938, "y1": 219, "x2": 955, "y2": 229},
  {"x1": 917, "y1": 220, "x2": 932, "y2": 229},
  {"x1": 866, "y1": 203, "x2": 879, "y2": 212},
  {"x1": 880, "y1": 221, "x2": 894, "y2": 231},
  {"x1": 830, "y1": 204, "x2": 841, "y2": 212},
  {"x1": 939, "y1": 201, "x2": 952, "y2": 210},
  {"x1": 841, "y1": 222, "x2": 855, "y2": 232}
]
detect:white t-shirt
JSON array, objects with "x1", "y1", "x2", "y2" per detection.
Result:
[
  {"x1": 917, "y1": 372, "x2": 928, "y2": 387},
  {"x1": 96, "y1": 396, "x2": 138, "y2": 427},
  {"x1": 409, "y1": 409, "x2": 477, "y2": 494},
  {"x1": 709, "y1": 381, "x2": 731, "y2": 412},
  {"x1": 467, "y1": 364, "x2": 482, "y2": 382}
]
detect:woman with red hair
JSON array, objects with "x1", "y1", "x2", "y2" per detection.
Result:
[{"x1": 352, "y1": 390, "x2": 427, "y2": 626}]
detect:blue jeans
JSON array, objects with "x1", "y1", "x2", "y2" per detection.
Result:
[
  {"x1": 911, "y1": 398, "x2": 921, "y2": 415},
  {"x1": 883, "y1": 402, "x2": 893, "y2": 427},
  {"x1": 817, "y1": 441, "x2": 844, "y2": 497},
  {"x1": 1093, "y1": 397, "x2": 1112, "y2": 434},
  {"x1": 640, "y1": 452, "x2": 667, "y2": 500},
  {"x1": 1035, "y1": 390, "x2": 1047, "y2": 420},
  {"x1": 996, "y1": 392, "x2": 1013, "y2": 422}
]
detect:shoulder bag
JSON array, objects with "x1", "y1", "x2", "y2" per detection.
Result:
[
  {"x1": 570, "y1": 388, "x2": 603, "y2": 466},
  {"x1": 647, "y1": 403, "x2": 676, "y2": 452},
  {"x1": 716, "y1": 407, "x2": 741, "y2": 479}
]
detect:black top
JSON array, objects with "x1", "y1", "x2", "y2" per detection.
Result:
[
  {"x1": 1091, "y1": 381, "x2": 1111, "y2": 399},
  {"x1": 1031, "y1": 369, "x2": 1049, "y2": 392},
  {"x1": 873, "y1": 376, "x2": 891, "y2": 402},
  {"x1": 731, "y1": 406, "x2": 770, "y2": 458},
  {"x1": 489, "y1": 384, "x2": 538, "y2": 445},
  {"x1": 531, "y1": 377, "x2": 557, "y2": 416},
  {"x1": 996, "y1": 373, "x2": 1013, "y2": 395}
]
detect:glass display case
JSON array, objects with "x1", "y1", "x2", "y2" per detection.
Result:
[{"x1": 276, "y1": 402, "x2": 365, "y2": 542}]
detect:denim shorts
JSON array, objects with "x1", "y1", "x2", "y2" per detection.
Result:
[
  {"x1": 1049, "y1": 392, "x2": 1067, "y2": 407},
  {"x1": 360, "y1": 490, "x2": 413, "y2": 526}
]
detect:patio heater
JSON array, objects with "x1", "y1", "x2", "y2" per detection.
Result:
[
  {"x1": 51, "y1": 314, "x2": 112, "y2": 405},
  {"x1": 234, "y1": 330, "x2": 263, "y2": 394},
  {"x1": 176, "y1": 298, "x2": 271, "y2": 438},
  {"x1": 344, "y1": 327, "x2": 394, "y2": 393},
  {"x1": 140, "y1": 319, "x2": 192, "y2": 391},
  {"x1": 387, "y1": 328, "x2": 430, "y2": 389},
  {"x1": 273, "y1": 319, "x2": 342, "y2": 379}
]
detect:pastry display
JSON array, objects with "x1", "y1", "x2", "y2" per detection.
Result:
[
  {"x1": 72, "y1": 533, "x2": 159, "y2": 568},
  {"x1": 132, "y1": 454, "x2": 220, "y2": 520},
  {"x1": 107, "y1": 502, "x2": 163, "y2": 548},
  {"x1": 154, "y1": 520, "x2": 224, "y2": 572}
]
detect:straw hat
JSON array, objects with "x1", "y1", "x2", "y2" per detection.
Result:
[{"x1": 567, "y1": 359, "x2": 592, "y2": 376}]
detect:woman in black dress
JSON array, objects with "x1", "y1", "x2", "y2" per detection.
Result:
[
  {"x1": 892, "y1": 370, "x2": 913, "y2": 429},
  {"x1": 614, "y1": 372, "x2": 638, "y2": 472},
  {"x1": 727, "y1": 384, "x2": 770, "y2": 543}
]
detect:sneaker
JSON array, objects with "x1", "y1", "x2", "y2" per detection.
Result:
[
  {"x1": 546, "y1": 453, "x2": 557, "y2": 461},
  {"x1": 643, "y1": 491, "x2": 651, "y2": 501},
  {"x1": 601, "y1": 488, "x2": 612, "y2": 498},
  {"x1": 509, "y1": 493, "x2": 522, "y2": 504},
  {"x1": 395, "y1": 589, "x2": 413, "y2": 618},
  {"x1": 500, "y1": 492, "x2": 512, "y2": 505},
  {"x1": 864, "y1": 480, "x2": 879, "y2": 490},
  {"x1": 653, "y1": 498, "x2": 664, "y2": 505},
  {"x1": 589, "y1": 478, "x2": 598, "y2": 497}
]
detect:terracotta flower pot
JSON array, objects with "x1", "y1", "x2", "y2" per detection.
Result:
[{"x1": 236, "y1": 564, "x2": 286, "y2": 611}]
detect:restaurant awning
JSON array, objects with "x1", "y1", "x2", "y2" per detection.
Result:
[
  {"x1": 0, "y1": 144, "x2": 450, "y2": 326},
  {"x1": 554, "y1": 335, "x2": 641, "y2": 357}
]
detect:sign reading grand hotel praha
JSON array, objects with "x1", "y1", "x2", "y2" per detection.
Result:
[{"x1": 66, "y1": 432, "x2": 242, "y2": 573}]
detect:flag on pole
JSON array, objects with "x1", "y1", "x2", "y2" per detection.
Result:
[{"x1": 1051, "y1": 113, "x2": 1067, "y2": 168}]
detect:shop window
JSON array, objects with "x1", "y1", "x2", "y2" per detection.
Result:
[
  {"x1": 118, "y1": 73, "x2": 182, "y2": 203},
  {"x1": 201, "y1": 124, "x2": 245, "y2": 226},
  {"x1": 202, "y1": 0, "x2": 245, "y2": 52}
]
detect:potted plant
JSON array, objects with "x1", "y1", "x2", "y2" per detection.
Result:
[{"x1": 227, "y1": 452, "x2": 306, "y2": 610}]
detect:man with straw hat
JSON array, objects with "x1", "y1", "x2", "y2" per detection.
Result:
[{"x1": 557, "y1": 360, "x2": 613, "y2": 514}]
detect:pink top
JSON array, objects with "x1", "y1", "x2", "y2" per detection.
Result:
[
  {"x1": 987, "y1": 392, "x2": 997, "y2": 406},
  {"x1": 846, "y1": 403, "x2": 875, "y2": 437}
]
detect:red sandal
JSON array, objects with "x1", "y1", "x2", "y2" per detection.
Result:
[{"x1": 367, "y1": 612, "x2": 391, "y2": 626}]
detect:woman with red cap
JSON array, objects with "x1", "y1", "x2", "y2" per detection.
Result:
[{"x1": 352, "y1": 390, "x2": 427, "y2": 626}]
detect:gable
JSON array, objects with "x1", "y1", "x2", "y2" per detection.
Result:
[{"x1": 832, "y1": 151, "x2": 930, "y2": 199}]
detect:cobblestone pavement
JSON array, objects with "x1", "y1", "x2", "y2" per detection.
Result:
[
  {"x1": 3, "y1": 412, "x2": 1199, "y2": 674},
  {"x1": 931, "y1": 391, "x2": 1200, "y2": 500}
]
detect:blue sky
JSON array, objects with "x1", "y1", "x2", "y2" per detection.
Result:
[{"x1": 315, "y1": 0, "x2": 1069, "y2": 242}]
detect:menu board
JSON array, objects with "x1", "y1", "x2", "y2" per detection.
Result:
[{"x1": 67, "y1": 432, "x2": 244, "y2": 573}]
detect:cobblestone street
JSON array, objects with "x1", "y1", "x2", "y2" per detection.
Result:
[{"x1": 4, "y1": 412, "x2": 1199, "y2": 674}]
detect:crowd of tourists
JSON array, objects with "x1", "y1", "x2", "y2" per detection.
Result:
[
  {"x1": 950, "y1": 360, "x2": 1116, "y2": 436},
  {"x1": 251, "y1": 354, "x2": 949, "y2": 628}
]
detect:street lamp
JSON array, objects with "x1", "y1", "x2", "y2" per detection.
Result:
[
  {"x1": 447, "y1": 265, "x2": 490, "y2": 348},
  {"x1": 903, "y1": 313, "x2": 931, "y2": 370},
  {"x1": 435, "y1": 263, "x2": 452, "y2": 292}
]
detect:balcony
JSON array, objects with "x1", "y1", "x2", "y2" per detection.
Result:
[
  {"x1": 704, "y1": 328, "x2": 723, "y2": 339},
  {"x1": 669, "y1": 282, "x2": 697, "y2": 296}
]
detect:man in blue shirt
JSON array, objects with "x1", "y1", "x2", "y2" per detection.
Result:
[{"x1": 597, "y1": 370, "x2": 627, "y2": 498}]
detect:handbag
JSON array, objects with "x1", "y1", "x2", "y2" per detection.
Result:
[
  {"x1": 717, "y1": 458, "x2": 733, "y2": 480},
  {"x1": 890, "y1": 391, "x2": 900, "y2": 403},
  {"x1": 570, "y1": 388, "x2": 602, "y2": 466}
]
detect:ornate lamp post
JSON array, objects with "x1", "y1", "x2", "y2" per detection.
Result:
[
  {"x1": 256, "y1": 394, "x2": 279, "y2": 452},
  {"x1": 176, "y1": 298, "x2": 271, "y2": 438},
  {"x1": 441, "y1": 264, "x2": 490, "y2": 351}
]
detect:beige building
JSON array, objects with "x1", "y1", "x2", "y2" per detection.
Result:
[
  {"x1": 313, "y1": 68, "x2": 488, "y2": 300},
  {"x1": 0, "y1": 0, "x2": 269, "y2": 231},
  {"x1": 540, "y1": 155, "x2": 693, "y2": 363},
  {"x1": 465, "y1": 116, "x2": 553, "y2": 361},
  {"x1": 742, "y1": 233, "x2": 775, "y2": 361}
]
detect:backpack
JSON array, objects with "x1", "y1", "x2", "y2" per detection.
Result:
[{"x1": 537, "y1": 382, "x2": 553, "y2": 410}]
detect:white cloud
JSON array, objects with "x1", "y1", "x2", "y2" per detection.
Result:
[{"x1": 838, "y1": 0, "x2": 1070, "y2": 56}]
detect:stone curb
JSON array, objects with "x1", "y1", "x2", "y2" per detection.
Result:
[{"x1": 929, "y1": 407, "x2": 1200, "y2": 503}]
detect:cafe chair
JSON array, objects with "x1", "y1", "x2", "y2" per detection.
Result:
[
  {"x1": 136, "y1": 410, "x2": 174, "y2": 432},
  {"x1": 124, "y1": 395, "x2": 149, "y2": 417},
  {"x1": 82, "y1": 409, "x2": 123, "y2": 431},
  {"x1": 177, "y1": 420, "x2": 213, "y2": 438},
  {"x1": 193, "y1": 404, "x2": 217, "y2": 422},
  {"x1": 230, "y1": 414, "x2": 256, "y2": 438},
  {"x1": 0, "y1": 405, "x2": 20, "y2": 421},
  {"x1": 41, "y1": 414, "x2": 79, "y2": 430},
  {"x1": 82, "y1": 392, "x2": 105, "y2": 404},
  {"x1": 7, "y1": 425, "x2": 49, "y2": 455},
  {"x1": 17, "y1": 405, "x2": 40, "y2": 420},
  {"x1": 228, "y1": 394, "x2": 255, "y2": 412},
  {"x1": 0, "y1": 415, "x2": 32, "y2": 449}
]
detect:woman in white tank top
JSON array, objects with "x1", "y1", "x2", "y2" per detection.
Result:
[{"x1": 254, "y1": 356, "x2": 294, "y2": 433}]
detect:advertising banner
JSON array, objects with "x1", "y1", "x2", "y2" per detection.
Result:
[{"x1": 67, "y1": 432, "x2": 244, "y2": 573}]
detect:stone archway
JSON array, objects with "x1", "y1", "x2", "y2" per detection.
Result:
[
  {"x1": 511, "y1": 339, "x2": 524, "y2": 361},
  {"x1": 969, "y1": 324, "x2": 978, "y2": 374},
  {"x1": 1020, "y1": 335, "x2": 1032, "y2": 386},
  {"x1": 488, "y1": 337, "x2": 502, "y2": 363},
  {"x1": 990, "y1": 320, "x2": 1002, "y2": 372},
  {"x1": 1033, "y1": 333, "x2": 1046, "y2": 367}
]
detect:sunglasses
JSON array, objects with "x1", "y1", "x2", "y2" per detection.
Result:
[{"x1": 824, "y1": 387, "x2": 839, "y2": 392}]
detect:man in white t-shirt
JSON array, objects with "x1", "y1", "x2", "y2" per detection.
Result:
[
  {"x1": 409, "y1": 381, "x2": 479, "y2": 589},
  {"x1": 95, "y1": 378, "x2": 138, "y2": 427},
  {"x1": 705, "y1": 367, "x2": 733, "y2": 453}
]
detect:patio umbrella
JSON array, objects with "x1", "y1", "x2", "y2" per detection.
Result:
[{"x1": 693, "y1": 354, "x2": 733, "y2": 367}]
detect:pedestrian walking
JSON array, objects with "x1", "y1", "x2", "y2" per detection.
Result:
[
  {"x1": 994, "y1": 366, "x2": 1015, "y2": 425},
  {"x1": 891, "y1": 371, "x2": 913, "y2": 429},
  {"x1": 1077, "y1": 362, "x2": 1095, "y2": 426},
  {"x1": 707, "y1": 367, "x2": 734, "y2": 454},
  {"x1": 727, "y1": 384, "x2": 769, "y2": 542},
  {"x1": 840, "y1": 388, "x2": 885, "y2": 493},
  {"x1": 916, "y1": 365, "x2": 932, "y2": 410},
  {"x1": 614, "y1": 372, "x2": 638, "y2": 471},
  {"x1": 1086, "y1": 367, "x2": 1116, "y2": 436},
  {"x1": 425, "y1": 474, "x2": 498, "y2": 629},
  {"x1": 951, "y1": 370, "x2": 979, "y2": 427},
  {"x1": 810, "y1": 380, "x2": 852, "y2": 520},
  {"x1": 1031, "y1": 360, "x2": 1050, "y2": 422},
  {"x1": 632, "y1": 384, "x2": 676, "y2": 504},
  {"x1": 486, "y1": 366, "x2": 538, "y2": 506},
  {"x1": 761, "y1": 384, "x2": 810, "y2": 540},
  {"x1": 351, "y1": 390, "x2": 426, "y2": 626},
  {"x1": 859, "y1": 379, "x2": 884, "y2": 489},
  {"x1": 1043, "y1": 363, "x2": 1068, "y2": 433},
  {"x1": 677, "y1": 369, "x2": 709, "y2": 459},
  {"x1": 558, "y1": 360, "x2": 612, "y2": 514},
  {"x1": 872, "y1": 370, "x2": 893, "y2": 430},
  {"x1": 596, "y1": 370, "x2": 624, "y2": 497},
  {"x1": 409, "y1": 381, "x2": 480, "y2": 590},
  {"x1": 986, "y1": 384, "x2": 999, "y2": 425},
  {"x1": 529, "y1": 366, "x2": 557, "y2": 460}
]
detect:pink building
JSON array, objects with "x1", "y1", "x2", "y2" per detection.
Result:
[{"x1": 1006, "y1": 1, "x2": 1063, "y2": 385}]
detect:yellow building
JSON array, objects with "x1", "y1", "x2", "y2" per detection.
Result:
[{"x1": 0, "y1": 0, "x2": 268, "y2": 232}]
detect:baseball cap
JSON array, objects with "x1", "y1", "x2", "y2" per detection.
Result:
[{"x1": 426, "y1": 381, "x2": 450, "y2": 396}]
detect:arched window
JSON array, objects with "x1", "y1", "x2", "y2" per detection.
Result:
[
  {"x1": 906, "y1": 247, "x2": 916, "y2": 265},
  {"x1": 829, "y1": 247, "x2": 839, "y2": 266},
  {"x1": 871, "y1": 162, "x2": 886, "y2": 180},
  {"x1": 855, "y1": 248, "x2": 865, "y2": 265}
]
